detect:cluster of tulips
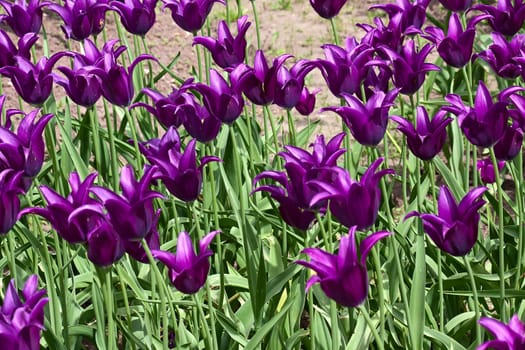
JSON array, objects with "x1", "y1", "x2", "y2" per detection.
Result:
[{"x1": 1, "y1": 0, "x2": 525, "y2": 347}]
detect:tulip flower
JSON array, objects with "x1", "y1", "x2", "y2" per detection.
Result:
[
  {"x1": 438, "y1": 0, "x2": 472, "y2": 11},
  {"x1": 180, "y1": 96, "x2": 222, "y2": 142},
  {"x1": 423, "y1": 13, "x2": 487, "y2": 68},
  {"x1": 273, "y1": 59, "x2": 316, "y2": 110},
  {"x1": 478, "y1": 314, "x2": 525, "y2": 350},
  {"x1": 379, "y1": 39, "x2": 439, "y2": 95},
  {"x1": 407, "y1": 186, "x2": 487, "y2": 256},
  {"x1": 46, "y1": 0, "x2": 109, "y2": 40},
  {"x1": 190, "y1": 69, "x2": 244, "y2": 124},
  {"x1": 309, "y1": 0, "x2": 347, "y2": 19},
  {"x1": 0, "y1": 31, "x2": 38, "y2": 68},
  {"x1": 110, "y1": 0, "x2": 158, "y2": 36},
  {"x1": 139, "y1": 127, "x2": 221, "y2": 202},
  {"x1": 153, "y1": 230, "x2": 220, "y2": 294},
  {"x1": 0, "y1": 53, "x2": 67, "y2": 105},
  {"x1": 193, "y1": 15, "x2": 250, "y2": 70},
  {"x1": 477, "y1": 158, "x2": 505, "y2": 184},
  {"x1": 0, "y1": 275, "x2": 48, "y2": 350},
  {"x1": 162, "y1": 0, "x2": 224, "y2": 33},
  {"x1": 0, "y1": 170, "x2": 24, "y2": 235},
  {"x1": 125, "y1": 218, "x2": 160, "y2": 263},
  {"x1": 495, "y1": 93, "x2": 525, "y2": 160},
  {"x1": 91, "y1": 165, "x2": 163, "y2": 241},
  {"x1": 476, "y1": 33, "x2": 525, "y2": 80},
  {"x1": 443, "y1": 81, "x2": 522, "y2": 148},
  {"x1": 54, "y1": 65, "x2": 102, "y2": 107},
  {"x1": 472, "y1": 0, "x2": 525, "y2": 37},
  {"x1": 391, "y1": 106, "x2": 452, "y2": 160},
  {"x1": 295, "y1": 87, "x2": 318, "y2": 116},
  {"x1": 316, "y1": 37, "x2": 374, "y2": 98},
  {"x1": 0, "y1": 0, "x2": 47, "y2": 37},
  {"x1": 322, "y1": 89, "x2": 398, "y2": 146},
  {"x1": 370, "y1": 0, "x2": 430, "y2": 33},
  {"x1": 359, "y1": 14, "x2": 405, "y2": 52},
  {"x1": 296, "y1": 226, "x2": 391, "y2": 307},
  {"x1": 308, "y1": 158, "x2": 394, "y2": 230}
]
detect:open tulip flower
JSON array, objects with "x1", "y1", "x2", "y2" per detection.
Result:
[
  {"x1": 476, "y1": 33, "x2": 525, "y2": 80},
  {"x1": 443, "y1": 81, "x2": 523, "y2": 148},
  {"x1": 0, "y1": 170, "x2": 24, "y2": 235},
  {"x1": 477, "y1": 158, "x2": 505, "y2": 184},
  {"x1": 46, "y1": 0, "x2": 109, "y2": 40},
  {"x1": 438, "y1": 0, "x2": 472, "y2": 11},
  {"x1": 359, "y1": 13, "x2": 405, "y2": 52},
  {"x1": 472, "y1": 0, "x2": 525, "y2": 37},
  {"x1": 0, "y1": 0, "x2": 47, "y2": 37},
  {"x1": 273, "y1": 59, "x2": 316, "y2": 110},
  {"x1": 0, "y1": 31, "x2": 38, "y2": 68},
  {"x1": 370, "y1": 0, "x2": 430, "y2": 34},
  {"x1": 478, "y1": 314, "x2": 525, "y2": 350},
  {"x1": 391, "y1": 106, "x2": 452, "y2": 160},
  {"x1": 323, "y1": 89, "x2": 398, "y2": 146},
  {"x1": 0, "y1": 275, "x2": 48, "y2": 350},
  {"x1": 407, "y1": 186, "x2": 487, "y2": 256},
  {"x1": 110, "y1": 0, "x2": 158, "y2": 36},
  {"x1": 162, "y1": 0, "x2": 224, "y2": 33},
  {"x1": 193, "y1": 15, "x2": 250, "y2": 70},
  {"x1": 309, "y1": 0, "x2": 347, "y2": 19},
  {"x1": 296, "y1": 226, "x2": 392, "y2": 307},
  {"x1": 153, "y1": 230, "x2": 220, "y2": 294}
]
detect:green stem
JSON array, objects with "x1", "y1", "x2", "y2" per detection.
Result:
[
  {"x1": 464, "y1": 256, "x2": 481, "y2": 344},
  {"x1": 329, "y1": 18, "x2": 340, "y2": 46},
  {"x1": 250, "y1": 0, "x2": 261, "y2": 49},
  {"x1": 100, "y1": 268, "x2": 117, "y2": 350},
  {"x1": 358, "y1": 305, "x2": 384, "y2": 350}
]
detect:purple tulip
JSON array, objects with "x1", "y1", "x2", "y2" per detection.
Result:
[
  {"x1": 478, "y1": 314, "x2": 525, "y2": 350},
  {"x1": 476, "y1": 33, "x2": 525, "y2": 80},
  {"x1": 110, "y1": 0, "x2": 158, "y2": 36},
  {"x1": 139, "y1": 127, "x2": 220, "y2": 202},
  {"x1": 477, "y1": 158, "x2": 505, "y2": 184},
  {"x1": 391, "y1": 106, "x2": 452, "y2": 160},
  {"x1": 0, "y1": 0, "x2": 46, "y2": 37},
  {"x1": 295, "y1": 87, "x2": 318, "y2": 116},
  {"x1": 423, "y1": 13, "x2": 487, "y2": 68},
  {"x1": 438, "y1": 0, "x2": 472, "y2": 11},
  {"x1": 162, "y1": 0, "x2": 224, "y2": 33},
  {"x1": 322, "y1": 89, "x2": 398, "y2": 146},
  {"x1": 296, "y1": 226, "x2": 391, "y2": 307},
  {"x1": 0, "y1": 170, "x2": 24, "y2": 235},
  {"x1": 190, "y1": 69, "x2": 244, "y2": 124},
  {"x1": 443, "y1": 81, "x2": 522, "y2": 148},
  {"x1": 370, "y1": 0, "x2": 430, "y2": 33},
  {"x1": 379, "y1": 39, "x2": 439, "y2": 95},
  {"x1": 153, "y1": 230, "x2": 220, "y2": 294},
  {"x1": 309, "y1": 158, "x2": 394, "y2": 230},
  {"x1": 179, "y1": 95, "x2": 222, "y2": 142},
  {"x1": 407, "y1": 186, "x2": 487, "y2": 256},
  {"x1": 0, "y1": 31, "x2": 38, "y2": 68},
  {"x1": 358, "y1": 14, "x2": 405, "y2": 52},
  {"x1": 91, "y1": 165, "x2": 163, "y2": 241},
  {"x1": 273, "y1": 59, "x2": 316, "y2": 110},
  {"x1": 193, "y1": 15, "x2": 250, "y2": 70},
  {"x1": 0, "y1": 275, "x2": 48, "y2": 350},
  {"x1": 0, "y1": 53, "x2": 67, "y2": 105},
  {"x1": 46, "y1": 0, "x2": 109, "y2": 40},
  {"x1": 309, "y1": 0, "x2": 347, "y2": 19},
  {"x1": 54, "y1": 65, "x2": 101, "y2": 107},
  {"x1": 316, "y1": 37, "x2": 374, "y2": 98},
  {"x1": 124, "y1": 219, "x2": 160, "y2": 263},
  {"x1": 472, "y1": 0, "x2": 525, "y2": 37}
]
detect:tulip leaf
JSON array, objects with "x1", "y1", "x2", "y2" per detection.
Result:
[
  {"x1": 432, "y1": 157, "x2": 464, "y2": 199},
  {"x1": 215, "y1": 310, "x2": 248, "y2": 347},
  {"x1": 56, "y1": 119, "x2": 89, "y2": 179},
  {"x1": 423, "y1": 327, "x2": 467, "y2": 350},
  {"x1": 295, "y1": 119, "x2": 320, "y2": 148}
]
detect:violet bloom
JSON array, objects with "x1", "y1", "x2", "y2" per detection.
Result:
[
  {"x1": 476, "y1": 33, "x2": 525, "y2": 80},
  {"x1": 273, "y1": 59, "x2": 316, "y2": 110},
  {"x1": 125, "y1": 219, "x2": 160, "y2": 263},
  {"x1": 46, "y1": 0, "x2": 109, "y2": 40},
  {"x1": 309, "y1": 0, "x2": 347, "y2": 19},
  {"x1": 296, "y1": 226, "x2": 391, "y2": 307},
  {"x1": 54, "y1": 65, "x2": 101, "y2": 107},
  {"x1": 370, "y1": 0, "x2": 430, "y2": 33},
  {"x1": 322, "y1": 89, "x2": 398, "y2": 146},
  {"x1": 0, "y1": 31, "x2": 38, "y2": 68},
  {"x1": 0, "y1": 0, "x2": 46, "y2": 37},
  {"x1": 162, "y1": 0, "x2": 224, "y2": 33},
  {"x1": 0, "y1": 170, "x2": 23, "y2": 235},
  {"x1": 316, "y1": 37, "x2": 374, "y2": 98},
  {"x1": 438, "y1": 0, "x2": 472, "y2": 11},
  {"x1": 0, "y1": 53, "x2": 66, "y2": 105},
  {"x1": 478, "y1": 314, "x2": 525, "y2": 350},
  {"x1": 358, "y1": 14, "x2": 405, "y2": 52},
  {"x1": 477, "y1": 158, "x2": 505, "y2": 184},
  {"x1": 139, "y1": 127, "x2": 220, "y2": 202},
  {"x1": 230, "y1": 50, "x2": 288, "y2": 106},
  {"x1": 0, "y1": 275, "x2": 48, "y2": 350},
  {"x1": 379, "y1": 39, "x2": 439, "y2": 95},
  {"x1": 497, "y1": 93, "x2": 525, "y2": 160},
  {"x1": 153, "y1": 230, "x2": 220, "y2": 294},
  {"x1": 110, "y1": 0, "x2": 158, "y2": 36},
  {"x1": 91, "y1": 165, "x2": 163, "y2": 241},
  {"x1": 472, "y1": 0, "x2": 525, "y2": 37},
  {"x1": 295, "y1": 87, "x2": 318, "y2": 116},
  {"x1": 407, "y1": 186, "x2": 487, "y2": 256},
  {"x1": 391, "y1": 106, "x2": 452, "y2": 160},
  {"x1": 443, "y1": 81, "x2": 522, "y2": 148},
  {"x1": 309, "y1": 158, "x2": 394, "y2": 230},
  {"x1": 193, "y1": 15, "x2": 250, "y2": 70},
  {"x1": 180, "y1": 95, "x2": 222, "y2": 143},
  {"x1": 190, "y1": 69, "x2": 244, "y2": 124},
  {"x1": 423, "y1": 13, "x2": 486, "y2": 68}
]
